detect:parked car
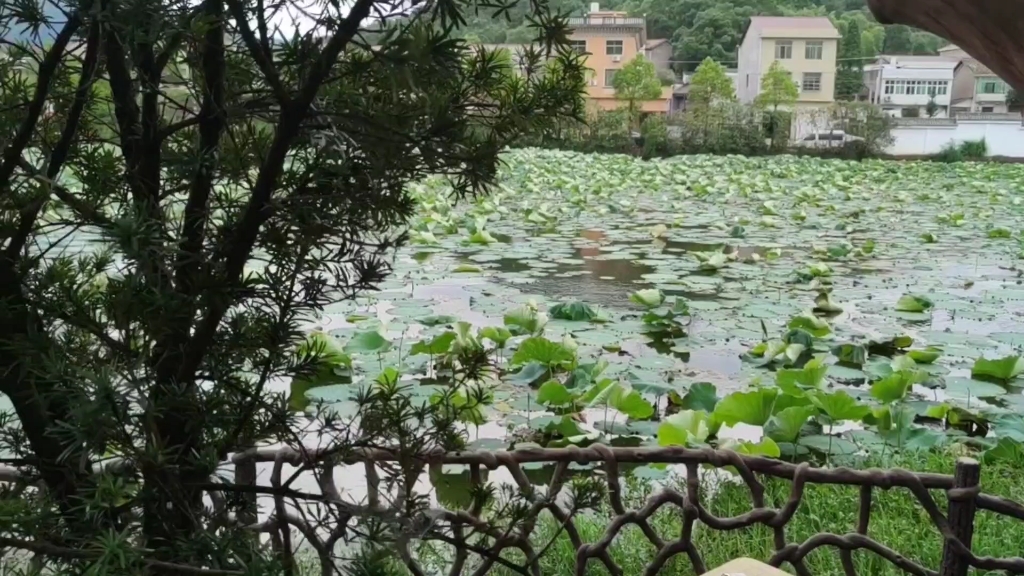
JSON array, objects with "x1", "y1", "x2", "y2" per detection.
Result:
[{"x1": 794, "y1": 130, "x2": 864, "y2": 148}]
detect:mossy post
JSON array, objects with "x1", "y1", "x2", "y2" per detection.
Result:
[{"x1": 940, "y1": 457, "x2": 981, "y2": 576}]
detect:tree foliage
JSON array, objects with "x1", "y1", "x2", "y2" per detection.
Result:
[
  {"x1": 836, "y1": 19, "x2": 865, "y2": 100},
  {"x1": 0, "y1": 0, "x2": 585, "y2": 572},
  {"x1": 1007, "y1": 88, "x2": 1023, "y2": 112},
  {"x1": 882, "y1": 24, "x2": 914, "y2": 54},
  {"x1": 613, "y1": 54, "x2": 663, "y2": 125},
  {"x1": 755, "y1": 60, "x2": 799, "y2": 110},
  {"x1": 822, "y1": 101, "x2": 896, "y2": 151},
  {"x1": 451, "y1": 0, "x2": 946, "y2": 73},
  {"x1": 689, "y1": 57, "x2": 736, "y2": 106}
]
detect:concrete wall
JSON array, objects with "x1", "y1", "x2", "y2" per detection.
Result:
[
  {"x1": 736, "y1": 33, "x2": 762, "y2": 103},
  {"x1": 887, "y1": 116, "x2": 1024, "y2": 157}
]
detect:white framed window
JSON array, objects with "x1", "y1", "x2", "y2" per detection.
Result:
[
  {"x1": 775, "y1": 40, "x2": 792, "y2": 60},
  {"x1": 885, "y1": 79, "x2": 949, "y2": 96},
  {"x1": 569, "y1": 40, "x2": 587, "y2": 54},
  {"x1": 604, "y1": 69, "x2": 618, "y2": 87},
  {"x1": 980, "y1": 80, "x2": 1006, "y2": 94},
  {"x1": 802, "y1": 72, "x2": 821, "y2": 92},
  {"x1": 805, "y1": 41, "x2": 823, "y2": 60},
  {"x1": 606, "y1": 40, "x2": 623, "y2": 56},
  {"x1": 924, "y1": 80, "x2": 948, "y2": 95}
]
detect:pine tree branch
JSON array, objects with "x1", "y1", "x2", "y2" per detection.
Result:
[
  {"x1": 7, "y1": 19, "x2": 102, "y2": 260},
  {"x1": 103, "y1": 16, "x2": 177, "y2": 289},
  {"x1": 174, "y1": 0, "x2": 227, "y2": 300},
  {"x1": 136, "y1": 35, "x2": 164, "y2": 219},
  {"x1": 14, "y1": 157, "x2": 113, "y2": 228},
  {"x1": 224, "y1": 0, "x2": 291, "y2": 105},
  {"x1": 102, "y1": 22, "x2": 145, "y2": 201},
  {"x1": 176, "y1": 0, "x2": 378, "y2": 387},
  {"x1": 0, "y1": 14, "x2": 81, "y2": 188}
]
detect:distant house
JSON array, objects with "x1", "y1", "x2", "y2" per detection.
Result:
[
  {"x1": 736, "y1": 16, "x2": 841, "y2": 108},
  {"x1": 567, "y1": 3, "x2": 673, "y2": 114},
  {"x1": 672, "y1": 69, "x2": 741, "y2": 113},
  {"x1": 864, "y1": 55, "x2": 960, "y2": 117},
  {"x1": 643, "y1": 38, "x2": 672, "y2": 75},
  {"x1": 939, "y1": 44, "x2": 1012, "y2": 113}
]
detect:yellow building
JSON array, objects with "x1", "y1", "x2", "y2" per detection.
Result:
[
  {"x1": 736, "y1": 16, "x2": 841, "y2": 108},
  {"x1": 567, "y1": 4, "x2": 674, "y2": 114}
]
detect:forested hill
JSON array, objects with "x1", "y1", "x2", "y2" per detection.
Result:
[
  {"x1": 3, "y1": 0, "x2": 945, "y2": 72},
  {"x1": 457, "y1": 0, "x2": 946, "y2": 71}
]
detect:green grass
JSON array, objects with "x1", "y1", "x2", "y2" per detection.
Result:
[{"x1": 485, "y1": 450, "x2": 1024, "y2": 575}]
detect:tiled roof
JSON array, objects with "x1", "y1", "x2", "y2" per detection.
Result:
[
  {"x1": 746, "y1": 16, "x2": 840, "y2": 37},
  {"x1": 963, "y1": 59, "x2": 996, "y2": 76}
]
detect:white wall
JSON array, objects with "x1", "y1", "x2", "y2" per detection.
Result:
[
  {"x1": 887, "y1": 118, "x2": 1024, "y2": 157},
  {"x1": 736, "y1": 35, "x2": 761, "y2": 103}
]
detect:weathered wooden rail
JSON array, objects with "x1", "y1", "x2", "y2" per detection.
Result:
[{"x1": 228, "y1": 445, "x2": 1024, "y2": 576}]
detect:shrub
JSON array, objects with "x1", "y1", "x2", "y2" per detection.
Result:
[
  {"x1": 958, "y1": 139, "x2": 988, "y2": 159},
  {"x1": 761, "y1": 110, "x2": 793, "y2": 151},
  {"x1": 792, "y1": 139, "x2": 873, "y2": 161},
  {"x1": 674, "y1": 103, "x2": 769, "y2": 156},
  {"x1": 933, "y1": 142, "x2": 964, "y2": 163},
  {"x1": 639, "y1": 114, "x2": 671, "y2": 158},
  {"x1": 932, "y1": 139, "x2": 987, "y2": 163}
]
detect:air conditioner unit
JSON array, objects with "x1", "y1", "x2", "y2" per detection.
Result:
[{"x1": 611, "y1": 55, "x2": 621, "y2": 62}]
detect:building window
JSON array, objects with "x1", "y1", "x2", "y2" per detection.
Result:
[
  {"x1": 606, "y1": 40, "x2": 623, "y2": 56},
  {"x1": 981, "y1": 80, "x2": 1005, "y2": 94},
  {"x1": 604, "y1": 69, "x2": 618, "y2": 87},
  {"x1": 883, "y1": 79, "x2": 949, "y2": 96},
  {"x1": 927, "y1": 80, "x2": 948, "y2": 95},
  {"x1": 981, "y1": 106, "x2": 995, "y2": 112},
  {"x1": 746, "y1": 74, "x2": 750, "y2": 87},
  {"x1": 569, "y1": 40, "x2": 587, "y2": 54},
  {"x1": 802, "y1": 72, "x2": 821, "y2": 92},
  {"x1": 775, "y1": 40, "x2": 792, "y2": 60},
  {"x1": 805, "y1": 41, "x2": 823, "y2": 60}
]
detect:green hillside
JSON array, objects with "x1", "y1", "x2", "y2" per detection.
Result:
[{"x1": 456, "y1": 0, "x2": 945, "y2": 71}]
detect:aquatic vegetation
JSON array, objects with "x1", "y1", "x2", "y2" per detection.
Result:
[{"x1": 285, "y1": 149, "x2": 1024, "y2": 479}]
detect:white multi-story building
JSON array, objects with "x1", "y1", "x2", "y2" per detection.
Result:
[
  {"x1": 864, "y1": 55, "x2": 960, "y2": 117},
  {"x1": 736, "y1": 16, "x2": 841, "y2": 108}
]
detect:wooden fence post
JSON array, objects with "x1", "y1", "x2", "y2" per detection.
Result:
[{"x1": 939, "y1": 457, "x2": 980, "y2": 576}]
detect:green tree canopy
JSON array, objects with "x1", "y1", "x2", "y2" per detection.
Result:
[
  {"x1": 448, "y1": 0, "x2": 946, "y2": 72},
  {"x1": 0, "y1": 0, "x2": 585, "y2": 572},
  {"x1": 882, "y1": 24, "x2": 914, "y2": 54},
  {"x1": 613, "y1": 54, "x2": 663, "y2": 123},
  {"x1": 689, "y1": 56, "x2": 737, "y2": 106},
  {"x1": 755, "y1": 60, "x2": 799, "y2": 110},
  {"x1": 836, "y1": 19, "x2": 865, "y2": 100}
]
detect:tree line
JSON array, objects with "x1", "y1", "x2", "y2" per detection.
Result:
[{"x1": 457, "y1": 0, "x2": 947, "y2": 78}]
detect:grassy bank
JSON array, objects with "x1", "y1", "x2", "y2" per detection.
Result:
[{"x1": 487, "y1": 451, "x2": 1024, "y2": 575}]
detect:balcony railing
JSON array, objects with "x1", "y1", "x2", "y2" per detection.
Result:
[{"x1": 567, "y1": 16, "x2": 645, "y2": 27}]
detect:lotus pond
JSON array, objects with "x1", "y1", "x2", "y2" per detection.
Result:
[{"x1": 294, "y1": 149, "x2": 1024, "y2": 481}]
